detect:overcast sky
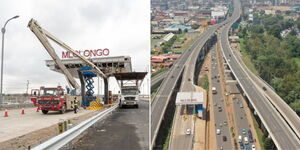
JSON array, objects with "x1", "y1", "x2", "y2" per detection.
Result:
[{"x1": 0, "y1": 0, "x2": 150, "y2": 94}]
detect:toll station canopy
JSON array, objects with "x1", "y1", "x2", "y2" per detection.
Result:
[
  {"x1": 176, "y1": 92, "x2": 204, "y2": 105},
  {"x1": 113, "y1": 72, "x2": 147, "y2": 80}
]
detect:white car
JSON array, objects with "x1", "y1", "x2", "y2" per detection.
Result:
[
  {"x1": 252, "y1": 145, "x2": 256, "y2": 150},
  {"x1": 186, "y1": 129, "x2": 191, "y2": 135},
  {"x1": 217, "y1": 129, "x2": 221, "y2": 135}
]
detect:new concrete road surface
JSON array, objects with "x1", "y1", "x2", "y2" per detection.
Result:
[
  {"x1": 169, "y1": 105, "x2": 195, "y2": 150},
  {"x1": 0, "y1": 107, "x2": 98, "y2": 143},
  {"x1": 210, "y1": 47, "x2": 233, "y2": 150},
  {"x1": 75, "y1": 99, "x2": 149, "y2": 150},
  {"x1": 219, "y1": 0, "x2": 300, "y2": 148}
]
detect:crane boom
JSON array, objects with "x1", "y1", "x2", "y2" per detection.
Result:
[
  {"x1": 28, "y1": 19, "x2": 80, "y2": 89},
  {"x1": 28, "y1": 19, "x2": 108, "y2": 89}
]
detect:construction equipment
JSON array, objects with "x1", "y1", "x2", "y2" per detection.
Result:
[
  {"x1": 28, "y1": 19, "x2": 109, "y2": 104},
  {"x1": 30, "y1": 86, "x2": 81, "y2": 114}
]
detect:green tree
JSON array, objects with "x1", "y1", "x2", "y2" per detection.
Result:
[
  {"x1": 191, "y1": 24, "x2": 200, "y2": 29},
  {"x1": 264, "y1": 138, "x2": 276, "y2": 150}
]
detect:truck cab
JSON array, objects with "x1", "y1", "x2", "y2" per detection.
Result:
[
  {"x1": 120, "y1": 87, "x2": 140, "y2": 108},
  {"x1": 114, "y1": 72, "x2": 147, "y2": 109},
  {"x1": 31, "y1": 86, "x2": 80, "y2": 114}
]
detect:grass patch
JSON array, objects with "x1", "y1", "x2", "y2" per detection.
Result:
[
  {"x1": 162, "y1": 127, "x2": 172, "y2": 150},
  {"x1": 239, "y1": 38, "x2": 259, "y2": 75},
  {"x1": 202, "y1": 74, "x2": 209, "y2": 90},
  {"x1": 250, "y1": 113, "x2": 265, "y2": 150}
]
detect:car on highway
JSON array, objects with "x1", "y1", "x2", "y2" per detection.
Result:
[
  {"x1": 219, "y1": 123, "x2": 222, "y2": 127},
  {"x1": 218, "y1": 105, "x2": 222, "y2": 112},
  {"x1": 223, "y1": 121, "x2": 227, "y2": 126},
  {"x1": 242, "y1": 128, "x2": 246, "y2": 135},
  {"x1": 240, "y1": 103, "x2": 243, "y2": 108},
  {"x1": 245, "y1": 143, "x2": 251, "y2": 150},
  {"x1": 217, "y1": 129, "x2": 221, "y2": 135},
  {"x1": 238, "y1": 135, "x2": 242, "y2": 143},
  {"x1": 244, "y1": 137, "x2": 249, "y2": 144},
  {"x1": 186, "y1": 129, "x2": 191, "y2": 135},
  {"x1": 222, "y1": 136, "x2": 227, "y2": 141},
  {"x1": 251, "y1": 145, "x2": 256, "y2": 150},
  {"x1": 240, "y1": 142, "x2": 245, "y2": 149},
  {"x1": 262, "y1": 86, "x2": 267, "y2": 91}
]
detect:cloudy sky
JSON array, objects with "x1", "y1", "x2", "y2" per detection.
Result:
[{"x1": 0, "y1": 0, "x2": 150, "y2": 94}]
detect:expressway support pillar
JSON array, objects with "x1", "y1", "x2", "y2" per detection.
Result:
[{"x1": 104, "y1": 78, "x2": 109, "y2": 104}]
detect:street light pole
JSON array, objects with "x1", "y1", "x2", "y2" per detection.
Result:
[{"x1": 0, "y1": 15, "x2": 19, "y2": 105}]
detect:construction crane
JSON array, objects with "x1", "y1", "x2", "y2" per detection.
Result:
[{"x1": 28, "y1": 19, "x2": 109, "y2": 104}]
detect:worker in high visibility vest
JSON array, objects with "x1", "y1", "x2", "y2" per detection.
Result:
[{"x1": 74, "y1": 97, "x2": 79, "y2": 114}]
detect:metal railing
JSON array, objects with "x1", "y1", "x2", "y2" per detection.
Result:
[{"x1": 32, "y1": 104, "x2": 118, "y2": 150}]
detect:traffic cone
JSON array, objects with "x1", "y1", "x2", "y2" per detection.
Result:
[
  {"x1": 4, "y1": 109, "x2": 8, "y2": 117},
  {"x1": 21, "y1": 108, "x2": 25, "y2": 115},
  {"x1": 36, "y1": 107, "x2": 39, "y2": 112}
]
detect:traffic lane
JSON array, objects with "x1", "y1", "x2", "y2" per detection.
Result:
[
  {"x1": 151, "y1": 68, "x2": 182, "y2": 137},
  {"x1": 75, "y1": 101, "x2": 149, "y2": 150},
  {"x1": 151, "y1": 33, "x2": 198, "y2": 140},
  {"x1": 170, "y1": 106, "x2": 193, "y2": 150},
  {"x1": 220, "y1": 32, "x2": 300, "y2": 148},
  {"x1": 211, "y1": 49, "x2": 233, "y2": 150}
]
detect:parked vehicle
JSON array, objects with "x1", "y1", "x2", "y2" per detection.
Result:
[
  {"x1": 248, "y1": 130, "x2": 254, "y2": 143},
  {"x1": 30, "y1": 86, "x2": 81, "y2": 114}
]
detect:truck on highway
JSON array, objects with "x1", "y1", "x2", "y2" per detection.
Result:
[
  {"x1": 114, "y1": 72, "x2": 147, "y2": 108},
  {"x1": 30, "y1": 86, "x2": 81, "y2": 114},
  {"x1": 212, "y1": 87, "x2": 217, "y2": 94}
]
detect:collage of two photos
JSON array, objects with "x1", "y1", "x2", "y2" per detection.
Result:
[{"x1": 1, "y1": 0, "x2": 300, "y2": 150}]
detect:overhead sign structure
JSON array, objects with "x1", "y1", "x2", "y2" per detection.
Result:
[{"x1": 175, "y1": 92, "x2": 204, "y2": 105}]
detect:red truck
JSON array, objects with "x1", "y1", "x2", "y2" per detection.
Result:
[{"x1": 30, "y1": 86, "x2": 81, "y2": 114}]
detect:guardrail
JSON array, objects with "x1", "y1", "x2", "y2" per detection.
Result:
[{"x1": 32, "y1": 104, "x2": 118, "y2": 150}]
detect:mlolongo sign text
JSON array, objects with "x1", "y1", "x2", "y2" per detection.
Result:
[{"x1": 61, "y1": 48, "x2": 110, "y2": 58}]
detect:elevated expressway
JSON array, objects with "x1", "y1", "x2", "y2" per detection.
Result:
[
  {"x1": 219, "y1": 0, "x2": 300, "y2": 149},
  {"x1": 151, "y1": 25, "x2": 223, "y2": 148},
  {"x1": 151, "y1": 0, "x2": 242, "y2": 148}
]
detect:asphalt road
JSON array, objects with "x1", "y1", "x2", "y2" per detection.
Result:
[
  {"x1": 75, "y1": 100, "x2": 149, "y2": 150},
  {"x1": 232, "y1": 47, "x2": 300, "y2": 140},
  {"x1": 210, "y1": 47, "x2": 233, "y2": 150},
  {"x1": 219, "y1": 0, "x2": 300, "y2": 148},
  {"x1": 151, "y1": 27, "x2": 210, "y2": 145}
]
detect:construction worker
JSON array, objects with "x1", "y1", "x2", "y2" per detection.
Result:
[{"x1": 73, "y1": 97, "x2": 79, "y2": 114}]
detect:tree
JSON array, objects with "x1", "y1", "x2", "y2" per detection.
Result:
[
  {"x1": 264, "y1": 138, "x2": 276, "y2": 150},
  {"x1": 191, "y1": 24, "x2": 200, "y2": 30},
  {"x1": 184, "y1": 28, "x2": 188, "y2": 33},
  {"x1": 249, "y1": 24, "x2": 264, "y2": 34}
]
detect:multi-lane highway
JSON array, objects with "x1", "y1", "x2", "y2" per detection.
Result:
[
  {"x1": 151, "y1": 0, "x2": 242, "y2": 147},
  {"x1": 219, "y1": 0, "x2": 300, "y2": 148},
  {"x1": 210, "y1": 47, "x2": 233, "y2": 150},
  {"x1": 151, "y1": 24, "x2": 223, "y2": 148}
]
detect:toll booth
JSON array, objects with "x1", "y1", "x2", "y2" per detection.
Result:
[{"x1": 175, "y1": 92, "x2": 205, "y2": 118}]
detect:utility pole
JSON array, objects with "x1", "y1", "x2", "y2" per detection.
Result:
[
  {"x1": 26, "y1": 80, "x2": 29, "y2": 95},
  {"x1": 0, "y1": 15, "x2": 19, "y2": 105}
]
